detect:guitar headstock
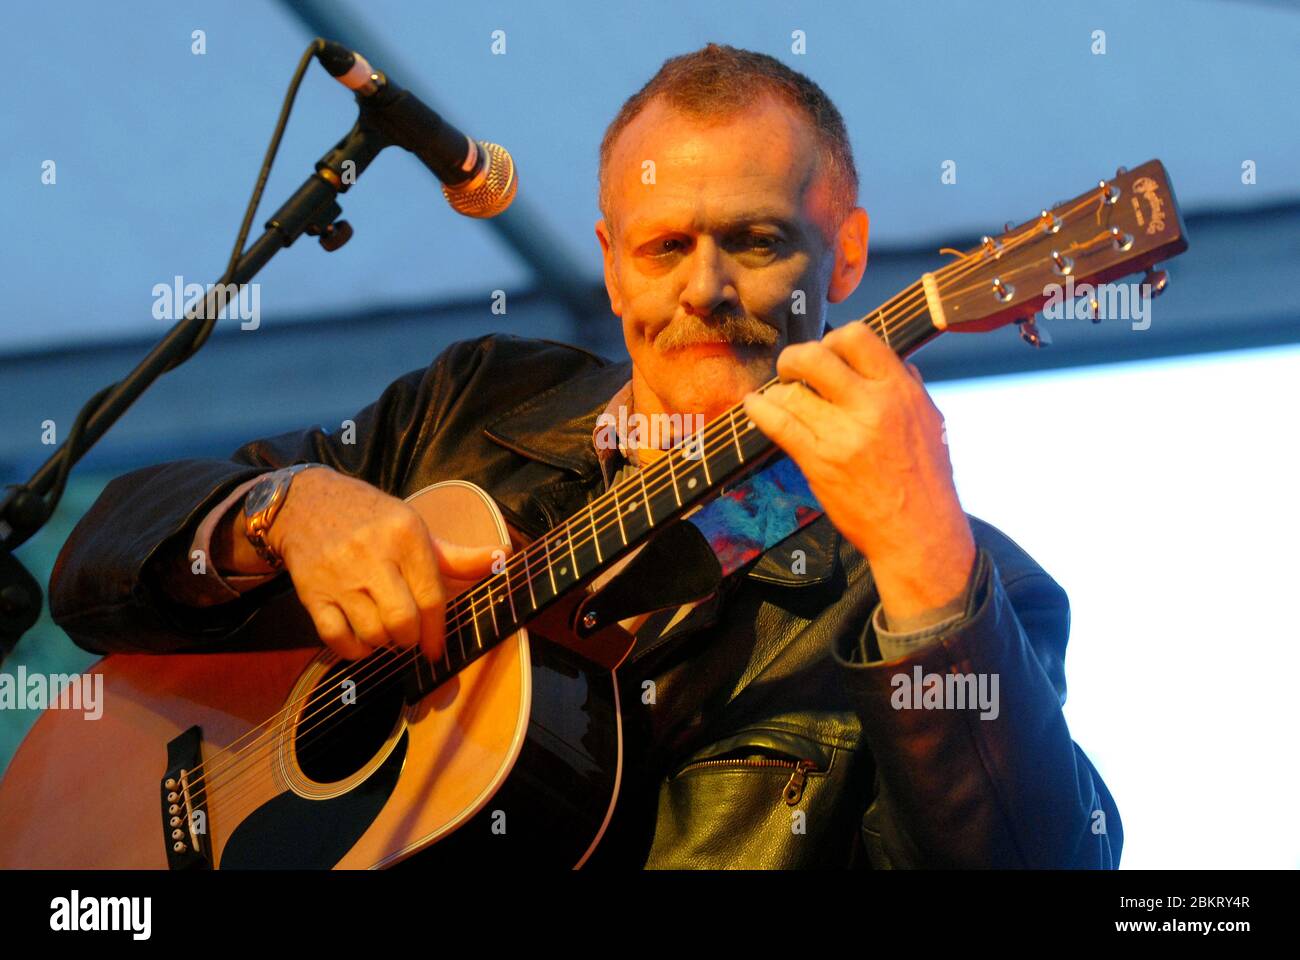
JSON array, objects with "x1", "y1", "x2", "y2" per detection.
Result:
[{"x1": 935, "y1": 159, "x2": 1189, "y2": 335}]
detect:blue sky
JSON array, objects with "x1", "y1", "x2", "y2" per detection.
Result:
[{"x1": 3, "y1": 0, "x2": 1297, "y2": 351}]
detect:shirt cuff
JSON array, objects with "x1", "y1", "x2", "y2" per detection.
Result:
[
  {"x1": 169, "y1": 475, "x2": 281, "y2": 607},
  {"x1": 862, "y1": 549, "x2": 988, "y2": 663}
]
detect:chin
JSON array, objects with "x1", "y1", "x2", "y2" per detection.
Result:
[{"x1": 660, "y1": 353, "x2": 772, "y2": 417}]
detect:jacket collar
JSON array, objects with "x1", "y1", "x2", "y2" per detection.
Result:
[
  {"x1": 483, "y1": 352, "x2": 839, "y2": 588},
  {"x1": 484, "y1": 355, "x2": 633, "y2": 478}
]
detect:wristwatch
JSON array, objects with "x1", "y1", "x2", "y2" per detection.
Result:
[{"x1": 242, "y1": 462, "x2": 321, "y2": 570}]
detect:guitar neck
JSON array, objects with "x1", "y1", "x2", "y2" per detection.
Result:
[{"x1": 428, "y1": 279, "x2": 942, "y2": 679}]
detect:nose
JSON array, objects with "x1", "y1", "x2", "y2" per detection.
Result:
[{"x1": 680, "y1": 236, "x2": 739, "y2": 318}]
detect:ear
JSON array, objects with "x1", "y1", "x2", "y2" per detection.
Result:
[
  {"x1": 827, "y1": 207, "x2": 869, "y2": 305},
  {"x1": 595, "y1": 219, "x2": 624, "y2": 317}
]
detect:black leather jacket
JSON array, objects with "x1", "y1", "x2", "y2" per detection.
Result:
[{"x1": 49, "y1": 333, "x2": 1122, "y2": 869}]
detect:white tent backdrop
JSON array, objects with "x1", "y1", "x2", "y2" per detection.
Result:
[{"x1": 933, "y1": 342, "x2": 1300, "y2": 869}]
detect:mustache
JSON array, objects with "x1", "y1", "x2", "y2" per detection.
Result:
[{"x1": 652, "y1": 312, "x2": 779, "y2": 353}]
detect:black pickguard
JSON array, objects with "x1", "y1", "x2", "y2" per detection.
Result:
[{"x1": 220, "y1": 732, "x2": 408, "y2": 869}]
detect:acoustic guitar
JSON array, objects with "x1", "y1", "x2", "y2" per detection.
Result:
[{"x1": 0, "y1": 161, "x2": 1187, "y2": 868}]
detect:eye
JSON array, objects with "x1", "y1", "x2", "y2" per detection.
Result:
[
  {"x1": 734, "y1": 232, "x2": 782, "y2": 254},
  {"x1": 646, "y1": 237, "x2": 686, "y2": 257}
]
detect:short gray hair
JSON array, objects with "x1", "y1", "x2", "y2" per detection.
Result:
[{"x1": 598, "y1": 42, "x2": 859, "y2": 242}]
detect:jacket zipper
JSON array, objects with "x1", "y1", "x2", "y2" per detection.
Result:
[{"x1": 674, "y1": 757, "x2": 818, "y2": 805}]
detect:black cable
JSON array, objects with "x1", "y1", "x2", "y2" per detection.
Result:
[{"x1": 169, "y1": 37, "x2": 325, "y2": 369}]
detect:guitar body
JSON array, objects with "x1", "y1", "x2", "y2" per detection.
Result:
[{"x1": 0, "y1": 481, "x2": 630, "y2": 869}]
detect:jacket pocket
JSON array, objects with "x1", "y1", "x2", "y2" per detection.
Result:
[
  {"x1": 648, "y1": 727, "x2": 850, "y2": 868},
  {"x1": 670, "y1": 727, "x2": 833, "y2": 806}
]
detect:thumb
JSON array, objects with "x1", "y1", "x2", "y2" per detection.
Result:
[{"x1": 431, "y1": 538, "x2": 506, "y2": 578}]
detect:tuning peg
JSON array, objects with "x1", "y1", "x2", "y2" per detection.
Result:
[
  {"x1": 1115, "y1": 165, "x2": 1128, "y2": 177},
  {"x1": 1017, "y1": 317, "x2": 1052, "y2": 348},
  {"x1": 1144, "y1": 267, "x2": 1169, "y2": 297}
]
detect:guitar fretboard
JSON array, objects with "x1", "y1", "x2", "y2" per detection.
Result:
[{"x1": 411, "y1": 277, "x2": 941, "y2": 690}]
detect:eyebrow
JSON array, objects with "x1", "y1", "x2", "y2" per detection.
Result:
[{"x1": 627, "y1": 210, "x2": 802, "y2": 238}]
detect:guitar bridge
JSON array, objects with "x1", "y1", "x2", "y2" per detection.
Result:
[{"x1": 161, "y1": 725, "x2": 212, "y2": 869}]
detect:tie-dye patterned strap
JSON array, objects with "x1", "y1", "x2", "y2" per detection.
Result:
[{"x1": 684, "y1": 455, "x2": 823, "y2": 578}]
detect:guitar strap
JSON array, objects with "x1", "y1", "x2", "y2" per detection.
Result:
[
  {"x1": 618, "y1": 455, "x2": 824, "y2": 677},
  {"x1": 684, "y1": 454, "x2": 823, "y2": 579},
  {"x1": 581, "y1": 454, "x2": 824, "y2": 638}
]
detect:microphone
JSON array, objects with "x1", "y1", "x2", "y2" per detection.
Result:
[{"x1": 315, "y1": 40, "x2": 517, "y2": 219}]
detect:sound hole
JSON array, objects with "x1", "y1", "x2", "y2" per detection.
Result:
[{"x1": 293, "y1": 658, "x2": 406, "y2": 784}]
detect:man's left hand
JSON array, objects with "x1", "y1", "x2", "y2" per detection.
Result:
[{"x1": 742, "y1": 322, "x2": 977, "y2": 634}]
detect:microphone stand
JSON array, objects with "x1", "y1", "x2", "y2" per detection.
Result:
[{"x1": 0, "y1": 117, "x2": 391, "y2": 664}]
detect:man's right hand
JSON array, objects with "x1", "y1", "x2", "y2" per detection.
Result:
[{"x1": 219, "y1": 467, "x2": 499, "y2": 663}]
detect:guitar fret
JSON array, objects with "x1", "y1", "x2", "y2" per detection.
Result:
[
  {"x1": 730, "y1": 408, "x2": 745, "y2": 462},
  {"x1": 485, "y1": 580, "x2": 499, "y2": 636},
  {"x1": 565, "y1": 523, "x2": 579, "y2": 579},
  {"x1": 543, "y1": 533, "x2": 558, "y2": 598},
  {"x1": 638, "y1": 468, "x2": 655, "y2": 527},
  {"x1": 612, "y1": 483, "x2": 627, "y2": 544},
  {"x1": 452, "y1": 615, "x2": 467, "y2": 662},
  {"x1": 665, "y1": 452, "x2": 683, "y2": 507},
  {"x1": 681, "y1": 430, "x2": 711, "y2": 487},
  {"x1": 522, "y1": 545, "x2": 537, "y2": 610},
  {"x1": 587, "y1": 501, "x2": 603, "y2": 563},
  {"x1": 503, "y1": 563, "x2": 517, "y2": 624}
]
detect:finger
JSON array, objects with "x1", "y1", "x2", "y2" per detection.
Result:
[
  {"x1": 370, "y1": 560, "x2": 421, "y2": 650},
  {"x1": 339, "y1": 592, "x2": 392, "y2": 652},
  {"x1": 308, "y1": 601, "x2": 369, "y2": 660},
  {"x1": 774, "y1": 340, "x2": 866, "y2": 408},
  {"x1": 905, "y1": 362, "x2": 924, "y2": 385},
  {"x1": 743, "y1": 388, "x2": 819, "y2": 461},
  {"x1": 821, "y1": 320, "x2": 903, "y2": 381},
  {"x1": 770, "y1": 380, "x2": 841, "y2": 440},
  {"x1": 432, "y1": 538, "x2": 502, "y2": 579},
  {"x1": 766, "y1": 382, "x2": 861, "y2": 466},
  {"x1": 397, "y1": 534, "x2": 448, "y2": 665}
]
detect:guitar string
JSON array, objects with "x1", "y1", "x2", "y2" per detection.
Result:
[
  {"x1": 180, "y1": 193, "x2": 1106, "y2": 821},
  {"x1": 188, "y1": 234, "x2": 1035, "y2": 823}
]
